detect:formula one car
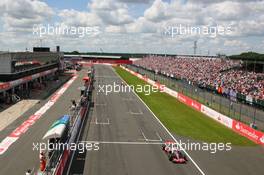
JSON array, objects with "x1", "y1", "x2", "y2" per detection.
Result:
[
  {"x1": 168, "y1": 150, "x2": 187, "y2": 163},
  {"x1": 162, "y1": 140, "x2": 188, "y2": 164}
]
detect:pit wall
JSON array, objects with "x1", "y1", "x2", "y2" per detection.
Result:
[
  {"x1": 53, "y1": 107, "x2": 88, "y2": 175},
  {"x1": 52, "y1": 78, "x2": 93, "y2": 175},
  {"x1": 120, "y1": 65, "x2": 264, "y2": 145}
]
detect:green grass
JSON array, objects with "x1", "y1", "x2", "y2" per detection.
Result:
[{"x1": 115, "y1": 66, "x2": 256, "y2": 146}]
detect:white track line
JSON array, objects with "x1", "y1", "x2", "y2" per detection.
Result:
[
  {"x1": 129, "y1": 110, "x2": 143, "y2": 115},
  {"x1": 95, "y1": 103, "x2": 106, "y2": 106},
  {"x1": 139, "y1": 130, "x2": 162, "y2": 142},
  {"x1": 82, "y1": 141, "x2": 162, "y2": 145},
  {"x1": 140, "y1": 130, "x2": 148, "y2": 141},
  {"x1": 114, "y1": 66, "x2": 206, "y2": 175},
  {"x1": 156, "y1": 132, "x2": 162, "y2": 141},
  {"x1": 91, "y1": 118, "x2": 110, "y2": 125}
]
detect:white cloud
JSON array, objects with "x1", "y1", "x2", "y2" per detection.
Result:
[
  {"x1": 105, "y1": 25, "x2": 126, "y2": 33},
  {"x1": 0, "y1": 0, "x2": 54, "y2": 32},
  {"x1": 88, "y1": 0, "x2": 134, "y2": 25},
  {"x1": 237, "y1": 20, "x2": 264, "y2": 36},
  {"x1": 144, "y1": 0, "x2": 170, "y2": 22},
  {"x1": 117, "y1": 0, "x2": 153, "y2": 3},
  {"x1": 126, "y1": 17, "x2": 158, "y2": 33},
  {"x1": 206, "y1": 1, "x2": 251, "y2": 21},
  {"x1": 58, "y1": 9, "x2": 101, "y2": 26},
  {"x1": 187, "y1": 0, "x2": 260, "y2": 4},
  {"x1": 224, "y1": 40, "x2": 247, "y2": 47},
  {"x1": 0, "y1": 0, "x2": 263, "y2": 55}
]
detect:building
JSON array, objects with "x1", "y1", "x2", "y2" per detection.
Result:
[
  {"x1": 64, "y1": 54, "x2": 132, "y2": 66},
  {"x1": 0, "y1": 50, "x2": 63, "y2": 104}
]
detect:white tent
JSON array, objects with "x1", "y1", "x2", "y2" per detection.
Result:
[{"x1": 42, "y1": 115, "x2": 70, "y2": 140}]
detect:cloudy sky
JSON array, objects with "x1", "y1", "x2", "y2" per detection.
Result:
[{"x1": 0, "y1": 0, "x2": 263, "y2": 55}]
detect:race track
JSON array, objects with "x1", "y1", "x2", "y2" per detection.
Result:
[
  {"x1": 1, "y1": 65, "x2": 263, "y2": 175},
  {"x1": 69, "y1": 65, "x2": 264, "y2": 175},
  {"x1": 70, "y1": 65, "x2": 203, "y2": 175}
]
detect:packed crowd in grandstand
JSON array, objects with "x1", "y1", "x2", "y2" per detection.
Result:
[{"x1": 134, "y1": 56, "x2": 264, "y2": 100}]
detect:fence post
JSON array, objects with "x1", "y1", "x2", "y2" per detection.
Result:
[
  {"x1": 219, "y1": 95, "x2": 222, "y2": 113},
  {"x1": 239, "y1": 103, "x2": 242, "y2": 121},
  {"x1": 253, "y1": 107, "x2": 257, "y2": 124},
  {"x1": 228, "y1": 98, "x2": 231, "y2": 117},
  {"x1": 203, "y1": 90, "x2": 206, "y2": 104},
  {"x1": 210, "y1": 93, "x2": 213, "y2": 107}
]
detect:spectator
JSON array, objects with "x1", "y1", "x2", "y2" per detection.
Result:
[{"x1": 134, "y1": 55, "x2": 264, "y2": 100}]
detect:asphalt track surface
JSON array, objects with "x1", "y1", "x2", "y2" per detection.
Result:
[
  {"x1": 70, "y1": 65, "x2": 264, "y2": 175},
  {"x1": 76, "y1": 65, "x2": 202, "y2": 175},
  {"x1": 0, "y1": 70, "x2": 86, "y2": 174}
]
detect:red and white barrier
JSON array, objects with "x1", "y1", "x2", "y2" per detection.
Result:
[
  {"x1": 201, "y1": 105, "x2": 233, "y2": 128},
  {"x1": 164, "y1": 87, "x2": 178, "y2": 99},
  {"x1": 232, "y1": 121, "x2": 264, "y2": 144},
  {"x1": 177, "y1": 93, "x2": 202, "y2": 111},
  {"x1": 53, "y1": 150, "x2": 70, "y2": 175},
  {"x1": 120, "y1": 66, "x2": 264, "y2": 145}
]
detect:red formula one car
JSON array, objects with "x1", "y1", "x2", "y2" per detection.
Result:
[{"x1": 162, "y1": 140, "x2": 187, "y2": 164}]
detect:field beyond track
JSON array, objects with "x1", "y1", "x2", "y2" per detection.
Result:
[{"x1": 115, "y1": 66, "x2": 255, "y2": 146}]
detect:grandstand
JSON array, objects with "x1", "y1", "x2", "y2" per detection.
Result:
[
  {"x1": 0, "y1": 50, "x2": 63, "y2": 105},
  {"x1": 134, "y1": 55, "x2": 264, "y2": 102},
  {"x1": 0, "y1": 51, "x2": 63, "y2": 81}
]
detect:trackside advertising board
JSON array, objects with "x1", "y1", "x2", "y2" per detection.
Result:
[
  {"x1": 232, "y1": 121, "x2": 264, "y2": 145},
  {"x1": 201, "y1": 105, "x2": 233, "y2": 128},
  {"x1": 164, "y1": 87, "x2": 178, "y2": 99},
  {"x1": 177, "y1": 93, "x2": 201, "y2": 111},
  {"x1": 120, "y1": 66, "x2": 264, "y2": 145}
]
